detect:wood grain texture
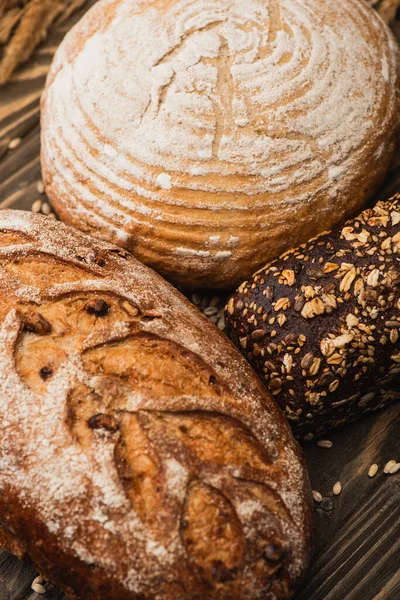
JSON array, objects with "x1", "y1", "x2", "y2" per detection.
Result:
[{"x1": 0, "y1": 3, "x2": 399, "y2": 599}]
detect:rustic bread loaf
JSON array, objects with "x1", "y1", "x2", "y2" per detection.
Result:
[
  {"x1": 0, "y1": 210, "x2": 312, "y2": 600},
  {"x1": 225, "y1": 196, "x2": 400, "y2": 440},
  {"x1": 40, "y1": 0, "x2": 400, "y2": 289}
]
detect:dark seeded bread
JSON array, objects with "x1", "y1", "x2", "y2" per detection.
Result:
[
  {"x1": 225, "y1": 196, "x2": 400, "y2": 440},
  {"x1": 0, "y1": 210, "x2": 312, "y2": 600}
]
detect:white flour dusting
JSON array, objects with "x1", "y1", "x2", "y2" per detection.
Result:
[
  {"x1": 41, "y1": 0, "x2": 399, "y2": 281},
  {"x1": 0, "y1": 210, "x2": 312, "y2": 595}
]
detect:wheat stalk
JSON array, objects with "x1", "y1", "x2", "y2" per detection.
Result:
[{"x1": 0, "y1": 0, "x2": 87, "y2": 84}]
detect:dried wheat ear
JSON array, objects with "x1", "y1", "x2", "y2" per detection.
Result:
[{"x1": 0, "y1": 0, "x2": 87, "y2": 84}]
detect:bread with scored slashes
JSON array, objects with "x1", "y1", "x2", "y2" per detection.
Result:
[{"x1": 0, "y1": 210, "x2": 312, "y2": 600}]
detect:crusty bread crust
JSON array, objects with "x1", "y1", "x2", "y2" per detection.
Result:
[
  {"x1": 40, "y1": 0, "x2": 400, "y2": 288},
  {"x1": 225, "y1": 196, "x2": 400, "y2": 439},
  {"x1": 0, "y1": 210, "x2": 312, "y2": 600}
]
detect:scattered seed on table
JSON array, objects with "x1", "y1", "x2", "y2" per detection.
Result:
[
  {"x1": 32, "y1": 581, "x2": 46, "y2": 594},
  {"x1": 192, "y1": 293, "x2": 201, "y2": 305},
  {"x1": 312, "y1": 490, "x2": 323, "y2": 503},
  {"x1": 317, "y1": 440, "x2": 333, "y2": 449},
  {"x1": 200, "y1": 296, "x2": 208, "y2": 310},
  {"x1": 204, "y1": 306, "x2": 218, "y2": 317},
  {"x1": 368, "y1": 464, "x2": 379, "y2": 478},
  {"x1": 389, "y1": 462, "x2": 400, "y2": 474},
  {"x1": 384, "y1": 460, "x2": 397, "y2": 474},
  {"x1": 41, "y1": 202, "x2": 51, "y2": 215},
  {"x1": 210, "y1": 295, "x2": 221, "y2": 307},
  {"x1": 32, "y1": 576, "x2": 44, "y2": 585},
  {"x1": 36, "y1": 180, "x2": 45, "y2": 194},
  {"x1": 8, "y1": 137, "x2": 21, "y2": 150},
  {"x1": 333, "y1": 482, "x2": 342, "y2": 495},
  {"x1": 31, "y1": 200, "x2": 42, "y2": 213}
]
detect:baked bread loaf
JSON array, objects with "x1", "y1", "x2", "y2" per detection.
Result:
[
  {"x1": 0, "y1": 210, "x2": 312, "y2": 600},
  {"x1": 225, "y1": 195, "x2": 400, "y2": 440},
  {"x1": 40, "y1": 0, "x2": 400, "y2": 289}
]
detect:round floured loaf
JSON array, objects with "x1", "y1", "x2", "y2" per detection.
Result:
[
  {"x1": 0, "y1": 210, "x2": 312, "y2": 600},
  {"x1": 41, "y1": 0, "x2": 400, "y2": 289}
]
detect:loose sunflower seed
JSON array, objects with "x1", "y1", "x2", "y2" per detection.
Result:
[
  {"x1": 8, "y1": 137, "x2": 21, "y2": 150},
  {"x1": 41, "y1": 202, "x2": 51, "y2": 215},
  {"x1": 317, "y1": 440, "x2": 333, "y2": 449},
  {"x1": 368, "y1": 464, "x2": 379, "y2": 478},
  {"x1": 312, "y1": 490, "x2": 323, "y2": 503},
  {"x1": 31, "y1": 199, "x2": 42, "y2": 213},
  {"x1": 384, "y1": 460, "x2": 397, "y2": 474},
  {"x1": 32, "y1": 581, "x2": 46, "y2": 594},
  {"x1": 36, "y1": 180, "x2": 45, "y2": 194},
  {"x1": 333, "y1": 482, "x2": 342, "y2": 495}
]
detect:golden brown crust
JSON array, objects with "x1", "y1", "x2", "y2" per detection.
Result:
[
  {"x1": 0, "y1": 526, "x2": 26, "y2": 559},
  {"x1": 40, "y1": 0, "x2": 400, "y2": 288},
  {"x1": 0, "y1": 210, "x2": 312, "y2": 600},
  {"x1": 225, "y1": 196, "x2": 400, "y2": 439}
]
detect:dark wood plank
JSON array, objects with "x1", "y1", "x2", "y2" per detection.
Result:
[
  {"x1": 0, "y1": 3, "x2": 399, "y2": 600},
  {"x1": 298, "y1": 404, "x2": 400, "y2": 600},
  {"x1": 0, "y1": 1, "x2": 98, "y2": 211}
]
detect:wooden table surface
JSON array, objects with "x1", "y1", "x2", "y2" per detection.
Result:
[{"x1": 0, "y1": 3, "x2": 399, "y2": 599}]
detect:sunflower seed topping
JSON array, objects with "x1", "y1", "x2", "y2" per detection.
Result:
[{"x1": 225, "y1": 196, "x2": 400, "y2": 438}]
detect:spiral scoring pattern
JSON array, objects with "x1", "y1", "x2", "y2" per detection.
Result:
[{"x1": 41, "y1": 0, "x2": 400, "y2": 287}]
